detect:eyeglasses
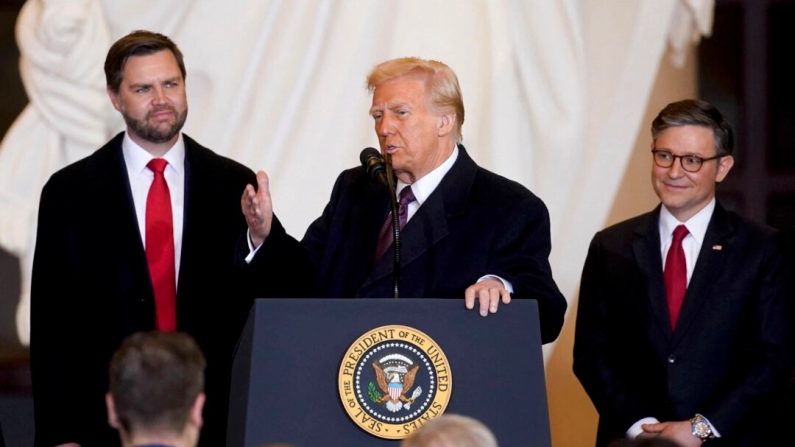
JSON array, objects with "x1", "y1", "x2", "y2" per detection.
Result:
[{"x1": 651, "y1": 149, "x2": 722, "y2": 173}]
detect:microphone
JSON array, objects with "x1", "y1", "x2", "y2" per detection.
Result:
[
  {"x1": 360, "y1": 147, "x2": 388, "y2": 186},
  {"x1": 360, "y1": 147, "x2": 401, "y2": 298}
]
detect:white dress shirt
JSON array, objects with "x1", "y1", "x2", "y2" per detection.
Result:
[{"x1": 658, "y1": 199, "x2": 715, "y2": 286}]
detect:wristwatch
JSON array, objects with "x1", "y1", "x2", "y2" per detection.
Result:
[{"x1": 690, "y1": 413, "x2": 715, "y2": 442}]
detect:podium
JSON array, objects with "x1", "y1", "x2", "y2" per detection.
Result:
[{"x1": 228, "y1": 299, "x2": 550, "y2": 447}]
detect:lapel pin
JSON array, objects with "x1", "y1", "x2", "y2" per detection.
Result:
[{"x1": 712, "y1": 244, "x2": 722, "y2": 251}]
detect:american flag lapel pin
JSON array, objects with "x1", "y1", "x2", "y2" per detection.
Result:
[{"x1": 712, "y1": 244, "x2": 723, "y2": 251}]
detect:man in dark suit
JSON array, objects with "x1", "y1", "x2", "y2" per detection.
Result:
[
  {"x1": 30, "y1": 30, "x2": 301, "y2": 447},
  {"x1": 242, "y1": 57, "x2": 566, "y2": 343},
  {"x1": 573, "y1": 99, "x2": 792, "y2": 446}
]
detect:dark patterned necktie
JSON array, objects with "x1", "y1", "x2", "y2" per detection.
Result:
[{"x1": 374, "y1": 186, "x2": 416, "y2": 262}]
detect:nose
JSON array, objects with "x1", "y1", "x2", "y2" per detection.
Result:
[
  {"x1": 376, "y1": 114, "x2": 395, "y2": 137},
  {"x1": 151, "y1": 86, "x2": 167, "y2": 104},
  {"x1": 667, "y1": 157, "x2": 685, "y2": 177}
]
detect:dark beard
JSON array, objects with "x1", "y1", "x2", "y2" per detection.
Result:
[{"x1": 122, "y1": 106, "x2": 188, "y2": 144}]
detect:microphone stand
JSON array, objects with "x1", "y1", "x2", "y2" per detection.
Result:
[{"x1": 384, "y1": 154, "x2": 400, "y2": 298}]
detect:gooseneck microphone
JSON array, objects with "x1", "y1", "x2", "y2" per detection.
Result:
[
  {"x1": 360, "y1": 148, "x2": 401, "y2": 298},
  {"x1": 360, "y1": 147, "x2": 388, "y2": 186}
]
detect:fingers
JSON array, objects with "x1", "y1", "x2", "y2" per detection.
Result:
[
  {"x1": 479, "y1": 287, "x2": 494, "y2": 316},
  {"x1": 464, "y1": 281, "x2": 511, "y2": 317},
  {"x1": 641, "y1": 422, "x2": 664, "y2": 434},
  {"x1": 242, "y1": 170, "x2": 273, "y2": 246},
  {"x1": 241, "y1": 184, "x2": 256, "y2": 210},
  {"x1": 256, "y1": 170, "x2": 270, "y2": 201},
  {"x1": 464, "y1": 287, "x2": 476, "y2": 310}
]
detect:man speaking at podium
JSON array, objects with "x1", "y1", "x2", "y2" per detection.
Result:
[{"x1": 243, "y1": 57, "x2": 566, "y2": 344}]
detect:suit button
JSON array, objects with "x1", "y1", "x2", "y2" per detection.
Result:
[{"x1": 667, "y1": 355, "x2": 676, "y2": 364}]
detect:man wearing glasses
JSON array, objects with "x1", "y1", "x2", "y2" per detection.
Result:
[{"x1": 573, "y1": 99, "x2": 792, "y2": 447}]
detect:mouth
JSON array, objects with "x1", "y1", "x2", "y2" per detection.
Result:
[
  {"x1": 662, "y1": 182, "x2": 688, "y2": 191},
  {"x1": 384, "y1": 144, "x2": 399, "y2": 155},
  {"x1": 149, "y1": 108, "x2": 175, "y2": 121}
]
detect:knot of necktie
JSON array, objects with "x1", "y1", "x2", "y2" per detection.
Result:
[
  {"x1": 147, "y1": 158, "x2": 168, "y2": 175},
  {"x1": 374, "y1": 186, "x2": 416, "y2": 262},
  {"x1": 397, "y1": 186, "x2": 416, "y2": 226},
  {"x1": 672, "y1": 224, "x2": 689, "y2": 245}
]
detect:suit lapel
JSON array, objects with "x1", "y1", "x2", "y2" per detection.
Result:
[
  {"x1": 351, "y1": 185, "x2": 393, "y2": 284},
  {"x1": 632, "y1": 206, "x2": 673, "y2": 339},
  {"x1": 399, "y1": 188, "x2": 451, "y2": 266},
  {"x1": 670, "y1": 203, "x2": 734, "y2": 346},
  {"x1": 179, "y1": 136, "x2": 203, "y2": 295},
  {"x1": 87, "y1": 133, "x2": 155, "y2": 317},
  {"x1": 93, "y1": 133, "x2": 146, "y2": 253},
  {"x1": 364, "y1": 146, "x2": 475, "y2": 286}
]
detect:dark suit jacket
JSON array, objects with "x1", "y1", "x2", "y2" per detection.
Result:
[
  {"x1": 287, "y1": 145, "x2": 566, "y2": 343},
  {"x1": 573, "y1": 203, "x2": 793, "y2": 447},
  {"x1": 30, "y1": 132, "x2": 301, "y2": 447}
]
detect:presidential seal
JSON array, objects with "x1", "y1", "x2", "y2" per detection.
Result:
[{"x1": 338, "y1": 325, "x2": 452, "y2": 440}]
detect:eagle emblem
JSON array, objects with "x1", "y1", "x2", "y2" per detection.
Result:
[
  {"x1": 339, "y1": 325, "x2": 453, "y2": 439},
  {"x1": 370, "y1": 354, "x2": 423, "y2": 412}
]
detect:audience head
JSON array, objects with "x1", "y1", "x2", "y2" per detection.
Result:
[
  {"x1": 400, "y1": 414, "x2": 498, "y2": 447},
  {"x1": 106, "y1": 331, "x2": 206, "y2": 447}
]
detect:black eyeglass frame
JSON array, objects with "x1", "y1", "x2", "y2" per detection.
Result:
[{"x1": 651, "y1": 149, "x2": 723, "y2": 173}]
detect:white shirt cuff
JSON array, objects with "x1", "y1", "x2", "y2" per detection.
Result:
[
  {"x1": 244, "y1": 229, "x2": 262, "y2": 263},
  {"x1": 701, "y1": 414, "x2": 721, "y2": 438},
  {"x1": 626, "y1": 417, "x2": 659, "y2": 439},
  {"x1": 477, "y1": 274, "x2": 514, "y2": 293}
]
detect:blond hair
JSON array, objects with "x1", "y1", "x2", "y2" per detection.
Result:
[
  {"x1": 367, "y1": 57, "x2": 465, "y2": 143},
  {"x1": 400, "y1": 414, "x2": 498, "y2": 447}
]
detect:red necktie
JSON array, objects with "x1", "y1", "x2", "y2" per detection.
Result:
[
  {"x1": 374, "y1": 186, "x2": 416, "y2": 261},
  {"x1": 664, "y1": 225, "x2": 689, "y2": 329},
  {"x1": 145, "y1": 158, "x2": 177, "y2": 331}
]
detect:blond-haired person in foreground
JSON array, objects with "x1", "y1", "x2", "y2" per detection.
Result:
[{"x1": 400, "y1": 414, "x2": 498, "y2": 447}]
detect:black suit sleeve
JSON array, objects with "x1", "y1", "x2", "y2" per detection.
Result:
[
  {"x1": 30, "y1": 177, "x2": 86, "y2": 446},
  {"x1": 490, "y1": 193, "x2": 566, "y2": 344},
  {"x1": 703, "y1": 230, "x2": 793, "y2": 434},
  {"x1": 573, "y1": 233, "x2": 658, "y2": 436},
  {"x1": 241, "y1": 214, "x2": 317, "y2": 298}
]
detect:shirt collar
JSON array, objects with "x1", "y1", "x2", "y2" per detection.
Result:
[
  {"x1": 396, "y1": 145, "x2": 459, "y2": 204},
  {"x1": 659, "y1": 198, "x2": 715, "y2": 244},
  {"x1": 122, "y1": 132, "x2": 185, "y2": 176}
]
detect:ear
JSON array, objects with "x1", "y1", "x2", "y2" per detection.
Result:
[
  {"x1": 437, "y1": 113, "x2": 455, "y2": 137},
  {"x1": 190, "y1": 392, "x2": 206, "y2": 429},
  {"x1": 715, "y1": 154, "x2": 734, "y2": 183},
  {"x1": 106, "y1": 393, "x2": 121, "y2": 429},
  {"x1": 107, "y1": 87, "x2": 122, "y2": 112}
]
